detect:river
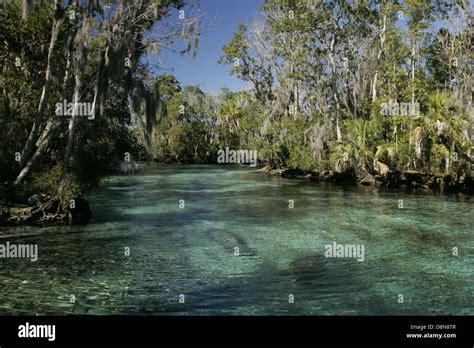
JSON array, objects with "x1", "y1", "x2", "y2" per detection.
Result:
[{"x1": 0, "y1": 164, "x2": 472, "y2": 315}]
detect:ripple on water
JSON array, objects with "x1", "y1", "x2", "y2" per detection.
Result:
[{"x1": 0, "y1": 164, "x2": 472, "y2": 315}]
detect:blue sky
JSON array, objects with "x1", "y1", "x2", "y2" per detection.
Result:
[{"x1": 158, "y1": 0, "x2": 264, "y2": 94}]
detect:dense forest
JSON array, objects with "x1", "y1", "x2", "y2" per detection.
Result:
[{"x1": 0, "y1": 0, "x2": 473, "y2": 225}]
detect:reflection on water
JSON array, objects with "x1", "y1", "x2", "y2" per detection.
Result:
[{"x1": 0, "y1": 164, "x2": 472, "y2": 315}]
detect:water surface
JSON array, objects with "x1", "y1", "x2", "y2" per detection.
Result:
[{"x1": 0, "y1": 164, "x2": 472, "y2": 315}]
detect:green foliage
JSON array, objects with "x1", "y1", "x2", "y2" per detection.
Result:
[
  {"x1": 25, "y1": 164, "x2": 63, "y2": 197},
  {"x1": 2, "y1": 0, "x2": 472, "y2": 203},
  {"x1": 216, "y1": 0, "x2": 471, "y2": 178},
  {"x1": 0, "y1": 0, "x2": 192, "y2": 200}
]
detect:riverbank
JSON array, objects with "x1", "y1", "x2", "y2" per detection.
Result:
[
  {"x1": 0, "y1": 197, "x2": 91, "y2": 227},
  {"x1": 257, "y1": 165, "x2": 474, "y2": 194}
]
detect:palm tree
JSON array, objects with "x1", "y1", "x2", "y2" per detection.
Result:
[
  {"x1": 331, "y1": 119, "x2": 373, "y2": 175},
  {"x1": 412, "y1": 92, "x2": 470, "y2": 173}
]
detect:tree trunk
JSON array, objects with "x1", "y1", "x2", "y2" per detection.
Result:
[
  {"x1": 59, "y1": 69, "x2": 84, "y2": 192},
  {"x1": 13, "y1": 26, "x2": 74, "y2": 187},
  {"x1": 21, "y1": 0, "x2": 33, "y2": 20},
  {"x1": 20, "y1": 1, "x2": 64, "y2": 168},
  {"x1": 329, "y1": 26, "x2": 342, "y2": 141},
  {"x1": 411, "y1": 41, "x2": 416, "y2": 104},
  {"x1": 13, "y1": 121, "x2": 62, "y2": 186},
  {"x1": 59, "y1": 17, "x2": 90, "y2": 193},
  {"x1": 372, "y1": 13, "x2": 386, "y2": 102}
]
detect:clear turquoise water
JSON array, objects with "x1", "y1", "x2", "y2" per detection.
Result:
[{"x1": 0, "y1": 164, "x2": 472, "y2": 315}]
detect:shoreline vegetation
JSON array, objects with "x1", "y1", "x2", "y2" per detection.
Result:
[
  {"x1": 258, "y1": 164, "x2": 473, "y2": 194},
  {"x1": 1, "y1": 1, "x2": 473, "y2": 226}
]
